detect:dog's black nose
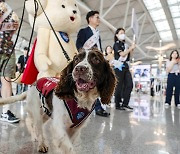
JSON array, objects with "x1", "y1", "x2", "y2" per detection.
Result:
[
  {"x1": 75, "y1": 65, "x2": 88, "y2": 73},
  {"x1": 73, "y1": 10, "x2": 77, "y2": 14}
]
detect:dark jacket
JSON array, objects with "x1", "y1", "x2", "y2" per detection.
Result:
[
  {"x1": 17, "y1": 55, "x2": 28, "y2": 73},
  {"x1": 113, "y1": 41, "x2": 130, "y2": 69},
  {"x1": 76, "y1": 26, "x2": 102, "y2": 52}
]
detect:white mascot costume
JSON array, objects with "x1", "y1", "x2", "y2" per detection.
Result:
[{"x1": 22, "y1": 0, "x2": 81, "y2": 83}]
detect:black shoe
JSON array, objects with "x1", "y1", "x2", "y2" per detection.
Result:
[
  {"x1": 122, "y1": 105, "x2": 133, "y2": 111},
  {"x1": 96, "y1": 109, "x2": 109, "y2": 117},
  {"x1": 0, "y1": 110, "x2": 20, "y2": 123},
  {"x1": 116, "y1": 106, "x2": 125, "y2": 110}
]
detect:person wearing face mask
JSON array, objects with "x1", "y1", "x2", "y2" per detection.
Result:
[
  {"x1": 113, "y1": 28, "x2": 136, "y2": 111},
  {"x1": 165, "y1": 50, "x2": 180, "y2": 108}
]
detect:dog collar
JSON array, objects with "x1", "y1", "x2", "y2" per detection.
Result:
[{"x1": 59, "y1": 31, "x2": 69, "y2": 43}]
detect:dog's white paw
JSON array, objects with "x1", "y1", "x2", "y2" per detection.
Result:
[{"x1": 38, "y1": 143, "x2": 48, "y2": 153}]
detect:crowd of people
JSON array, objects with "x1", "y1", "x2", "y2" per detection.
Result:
[{"x1": 0, "y1": 6, "x2": 179, "y2": 124}]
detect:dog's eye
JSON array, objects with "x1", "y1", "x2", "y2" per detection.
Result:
[
  {"x1": 75, "y1": 4, "x2": 77, "y2": 7},
  {"x1": 74, "y1": 56, "x2": 80, "y2": 64},
  {"x1": 62, "y1": 5, "x2": 65, "y2": 8},
  {"x1": 91, "y1": 56, "x2": 100, "y2": 64}
]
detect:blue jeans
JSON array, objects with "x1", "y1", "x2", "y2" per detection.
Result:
[
  {"x1": 16, "y1": 84, "x2": 28, "y2": 95},
  {"x1": 165, "y1": 73, "x2": 180, "y2": 106}
]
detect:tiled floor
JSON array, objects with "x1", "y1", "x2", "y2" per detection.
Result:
[{"x1": 0, "y1": 94, "x2": 180, "y2": 154}]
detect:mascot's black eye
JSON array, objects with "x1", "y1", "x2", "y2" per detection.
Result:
[
  {"x1": 62, "y1": 5, "x2": 65, "y2": 8},
  {"x1": 75, "y1": 4, "x2": 77, "y2": 7}
]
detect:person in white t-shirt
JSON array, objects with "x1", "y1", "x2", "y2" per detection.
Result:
[{"x1": 165, "y1": 50, "x2": 180, "y2": 108}]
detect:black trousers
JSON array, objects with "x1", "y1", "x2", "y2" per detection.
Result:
[
  {"x1": 165, "y1": 73, "x2": 180, "y2": 106},
  {"x1": 114, "y1": 68, "x2": 133, "y2": 107},
  {"x1": 150, "y1": 88, "x2": 154, "y2": 97}
]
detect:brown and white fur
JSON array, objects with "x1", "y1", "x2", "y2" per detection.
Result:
[{"x1": 0, "y1": 48, "x2": 116, "y2": 153}]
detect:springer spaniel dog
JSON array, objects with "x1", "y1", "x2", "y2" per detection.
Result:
[{"x1": 0, "y1": 48, "x2": 116, "y2": 153}]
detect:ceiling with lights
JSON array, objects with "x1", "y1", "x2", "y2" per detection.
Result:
[{"x1": 6, "y1": 0, "x2": 180, "y2": 63}]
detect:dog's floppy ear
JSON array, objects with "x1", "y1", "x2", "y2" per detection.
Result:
[
  {"x1": 54, "y1": 61, "x2": 75, "y2": 100},
  {"x1": 98, "y1": 61, "x2": 117, "y2": 104}
]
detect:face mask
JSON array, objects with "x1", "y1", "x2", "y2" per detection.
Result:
[{"x1": 118, "y1": 34, "x2": 125, "y2": 40}]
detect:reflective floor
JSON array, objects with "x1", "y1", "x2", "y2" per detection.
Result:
[{"x1": 0, "y1": 94, "x2": 180, "y2": 154}]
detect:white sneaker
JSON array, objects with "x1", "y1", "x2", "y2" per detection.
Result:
[
  {"x1": 164, "y1": 103, "x2": 170, "y2": 108},
  {"x1": 165, "y1": 103, "x2": 170, "y2": 106},
  {"x1": 0, "y1": 110, "x2": 20, "y2": 123},
  {"x1": 177, "y1": 104, "x2": 180, "y2": 109}
]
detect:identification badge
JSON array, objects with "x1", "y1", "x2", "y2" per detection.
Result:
[{"x1": 59, "y1": 32, "x2": 69, "y2": 43}]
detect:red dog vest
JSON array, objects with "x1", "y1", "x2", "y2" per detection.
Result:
[{"x1": 36, "y1": 77, "x2": 95, "y2": 128}]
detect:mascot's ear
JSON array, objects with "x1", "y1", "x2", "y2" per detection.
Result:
[
  {"x1": 25, "y1": 0, "x2": 48, "y2": 16},
  {"x1": 98, "y1": 61, "x2": 117, "y2": 105},
  {"x1": 54, "y1": 61, "x2": 75, "y2": 100}
]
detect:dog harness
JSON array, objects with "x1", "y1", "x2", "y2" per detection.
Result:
[{"x1": 36, "y1": 77, "x2": 95, "y2": 128}]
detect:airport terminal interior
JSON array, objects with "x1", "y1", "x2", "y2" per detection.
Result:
[{"x1": 0, "y1": 0, "x2": 180, "y2": 154}]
